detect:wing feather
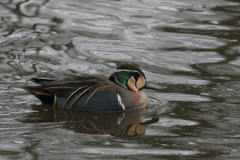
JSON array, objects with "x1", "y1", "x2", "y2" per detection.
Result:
[
  {"x1": 30, "y1": 75, "x2": 112, "y2": 108},
  {"x1": 82, "y1": 85, "x2": 111, "y2": 108},
  {"x1": 44, "y1": 75, "x2": 110, "y2": 97},
  {"x1": 61, "y1": 85, "x2": 88, "y2": 108},
  {"x1": 68, "y1": 86, "x2": 95, "y2": 109}
]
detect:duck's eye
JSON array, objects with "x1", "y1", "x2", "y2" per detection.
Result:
[
  {"x1": 136, "y1": 75, "x2": 145, "y2": 89},
  {"x1": 127, "y1": 76, "x2": 138, "y2": 92}
]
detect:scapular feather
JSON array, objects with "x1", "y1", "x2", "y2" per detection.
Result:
[
  {"x1": 83, "y1": 85, "x2": 110, "y2": 108},
  {"x1": 61, "y1": 85, "x2": 88, "y2": 108},
  {"x1": 68, "y1": 86, "x2": 95, "y2": 108}
]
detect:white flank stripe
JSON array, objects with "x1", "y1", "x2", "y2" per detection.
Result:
[{"x1": 117, "y1": 94, "x2": 125, "y2": 111}]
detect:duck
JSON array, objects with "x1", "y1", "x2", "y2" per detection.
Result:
[{"x1": 24, "y1": 63, "x2": 158, "y2": 112}]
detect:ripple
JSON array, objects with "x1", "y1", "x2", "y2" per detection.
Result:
[
  {"x1": 1, "y1": 0, "x2": 240, "y2": 159},
  {"x1": 91, "y1": 51, "x2": 132, "y2": 60},
  {"x1": 223, "y1": 81, "x2": 240, "y2": 90},
  {"x1": 147, "y1": 96, "x2": 172, "y2": 116},
  {"x1": 34, "y1": 24, "x2": 51, "y2": 33},
  {"x1": 19, "y1": 1, "x2": 40, "y2": 17},
  {"x1": 158, "y1": 93, "x2": 211, "y2": 102},
  {"x1": 197, "y1": 64, "x2": 240, "y2": 76},
  {"x1": 155, "y1": 117, "x2": 199, "y2": 127},
  {"x1": 80, "y1": 147, "x2": 201, "y2": 156}
]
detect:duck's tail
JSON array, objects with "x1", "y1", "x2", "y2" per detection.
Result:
[{"x1": 23, "y1": 86, "x2": 54, "y2": 105}]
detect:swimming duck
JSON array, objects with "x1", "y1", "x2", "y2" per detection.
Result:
[{"x1": 24, "y1": 64, "x2": 158, "y2": 111}]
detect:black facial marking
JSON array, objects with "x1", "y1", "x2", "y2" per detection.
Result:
[{"x1": 117, "y1": 64, "x2": 145, "y2": 78}]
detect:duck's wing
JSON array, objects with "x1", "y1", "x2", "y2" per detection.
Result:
[
  {"x1": 43, "y1": 76, "x2": 110, "y2": 96},
  {"x1": 31, "y1": 78, "x2": 55, "y2": 87},
  {"x1": 24, "y1": 76, "x2": 112, "y2": 107},
  {"x1": 39, "y1": 76, "x2": 112, "y2": 108}
]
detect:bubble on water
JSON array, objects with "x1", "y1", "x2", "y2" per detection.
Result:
[
  {"x1": 200, "y1": 93, "x2": 210, "y2": 96},
  {"x1": 187, "y1": 142, "x2": 196, "y2": 145},
  {"x1": 210, "y1": 21, "x2": 220, "y2": 24},
  {"x1": 107, "y1": 63, "x2": 117, "y2": 66},
  {"x1": 102, "y1": 141, "x2": 111, "y2": 145},
  {"x1": 11, "y1": 140, "x2": 26, "y2": 144}
]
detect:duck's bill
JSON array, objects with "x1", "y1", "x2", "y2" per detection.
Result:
[{"x1": 143, "y1": 83, "x2": 159, "y2": 90}]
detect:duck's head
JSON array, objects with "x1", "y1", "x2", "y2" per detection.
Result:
[{"x1": 109, "y1": 64, "x2": 158, "y2": 92}]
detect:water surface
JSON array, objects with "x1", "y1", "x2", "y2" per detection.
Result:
[{"x1": 1, "y1": 0, "x2": 240, "y2": 159}]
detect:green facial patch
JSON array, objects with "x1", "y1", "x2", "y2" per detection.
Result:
[{"x1": 114, "y1": 71, "x2": 140, "y2": 88}]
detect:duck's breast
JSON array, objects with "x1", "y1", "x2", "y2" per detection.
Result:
[{"x1": 110, "y1": 82, "x2": 149, "y2": 110}]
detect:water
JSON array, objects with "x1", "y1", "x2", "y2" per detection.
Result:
[{"x1": 1, "y1": 0, "x2": 240, "y2": 159}]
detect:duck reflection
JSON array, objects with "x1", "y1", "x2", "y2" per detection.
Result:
[{"x1": 22, "y1": 104, "x2": 159, "y2": 137}]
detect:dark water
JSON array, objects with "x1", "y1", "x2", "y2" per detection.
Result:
[{"x1": 1, "y1": 0, "x2": 240, "y2": 159}]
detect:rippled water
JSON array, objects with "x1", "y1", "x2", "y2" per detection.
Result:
[{"x1": 1, "y1": 0, "x2": 240, "y2": 159}]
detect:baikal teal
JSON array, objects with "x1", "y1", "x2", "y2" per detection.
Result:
[{"x1": 24, "y1": 64, "x2": 158, "y2": 112}]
